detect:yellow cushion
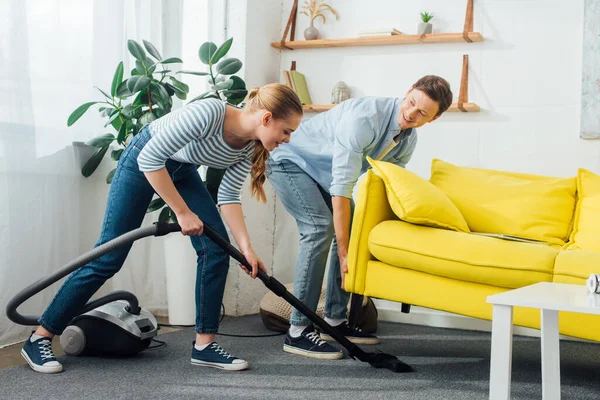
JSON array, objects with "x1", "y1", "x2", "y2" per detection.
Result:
[
  {"x1": 368, "y1": 220, "x2": 557, "y2": 289},
  {"x1": 429, "y1": 159, "x2": 577, "y2": 247},
  {"x1": 553, "y1": 249, "x2": 600, "y2": 284},
  {"x1": 367, "y1": 157, "x2": 469, "y2": 232},
  {"x1": 567, "y1": 169, "x2": 600, "y2": 251}
]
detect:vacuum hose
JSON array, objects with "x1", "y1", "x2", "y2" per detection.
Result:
[{"x1": 5, "y1": 223, "x2": 171, "y2": 326}]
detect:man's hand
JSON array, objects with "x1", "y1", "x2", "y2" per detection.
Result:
[
  {"x1": 339, "y1": 251, "x2": 348, "y2": 290},
  {"x1": 241, "y1": 247, "x2": 267, "y2": 279}
]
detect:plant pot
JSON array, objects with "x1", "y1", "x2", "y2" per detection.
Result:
[
  {"x1": 418, "y1": 22, "x2": 433, "y2": 34},
  {"x1": 164, "y1": 233, "x2": 198, "y2": 325},
  {"x1": 304, "y1": 23, "x2": 319, "y2": 40}
]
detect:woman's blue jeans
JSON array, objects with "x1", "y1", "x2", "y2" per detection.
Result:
[
  {"x1": 39, "y1": 127, "x2": 230, "y2": 335},
  {"x1": 266, "y1": 159, "x2": 352, "y2": 326}
]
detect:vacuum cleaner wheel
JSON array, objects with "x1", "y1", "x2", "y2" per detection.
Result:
[{"x1": 61, "y1": 325, "x2": 87, "y2": 356}]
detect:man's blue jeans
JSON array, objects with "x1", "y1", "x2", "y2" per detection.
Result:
[
  {"x1": 266, "y1": 159, "x2": 351, "y2": 326},
  {"x1": 39, "y1": 127, "x2": 230, "y2": 335}
]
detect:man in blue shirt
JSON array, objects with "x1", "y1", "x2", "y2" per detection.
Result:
[{"x1": 267, "y1": 75, "x2": 453, "y2": 359}]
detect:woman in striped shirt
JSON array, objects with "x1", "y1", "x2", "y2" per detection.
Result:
[{"x1": 23, "y1": 83, "x2": 303, "y2": 373}]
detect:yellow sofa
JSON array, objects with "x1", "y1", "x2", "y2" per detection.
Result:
[{"x1": 346, "y1": 159, "x2": 600, "y2": 342}]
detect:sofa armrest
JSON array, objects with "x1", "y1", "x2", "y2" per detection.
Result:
[{"x1": 346, "y1": 170, "x2": 396, "y2": 294}]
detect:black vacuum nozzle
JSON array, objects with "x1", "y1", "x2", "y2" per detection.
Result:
[{"x1": 364, "y1": 352, "x2": 414, "y2": 373}]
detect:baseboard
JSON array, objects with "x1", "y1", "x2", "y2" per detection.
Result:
[{"x1": 374, "y1": 299, "x2": 588, "y2": 342}]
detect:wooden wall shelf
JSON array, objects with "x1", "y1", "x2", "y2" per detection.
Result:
[
  {"x1": 272, "y1": 32, "x2": 483, "y2": 50},
  {"x1": 303, "y1": 102, "x2": 480, "y2": 113}
]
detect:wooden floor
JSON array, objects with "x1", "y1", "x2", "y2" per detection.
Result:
[{"x1": 0, "y1": 316, "x2": 181, "y2": 370}]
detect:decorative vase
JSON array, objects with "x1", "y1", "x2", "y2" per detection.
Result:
[
  {"x1": 418, "y1": 22, "x2": 432, "y2": 34},
  {"x1": 304, "y1": 22, "x2": 319, "y2": 40}
]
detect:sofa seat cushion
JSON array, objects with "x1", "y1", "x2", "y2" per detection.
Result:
[
  {"x1": 553, "y1": 250, "x2": 600, "y2": 284},
  {"x1": 368, "y1": 220, "x2": 558, "y2": 289}
]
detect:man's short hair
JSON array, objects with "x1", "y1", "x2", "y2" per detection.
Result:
[{"x1": 412, "y1": 75, "x2": 453, "y2": 116}]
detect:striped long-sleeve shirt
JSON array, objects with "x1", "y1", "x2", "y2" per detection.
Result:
[{"x1": 137, "y1": 98, "x2": 255, "y2": 205}]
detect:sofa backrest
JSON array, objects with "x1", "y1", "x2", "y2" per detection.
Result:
[{"x1": 429, "y1": 159, "x2": 577, "y2": 247}]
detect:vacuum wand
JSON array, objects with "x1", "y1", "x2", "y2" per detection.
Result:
[{"x1": 156, "y1": 221, "x2": 413, "y2": 373}]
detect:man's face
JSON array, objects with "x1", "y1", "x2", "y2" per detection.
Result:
[{"x1": 397, "y1": 88, "x2": 441, "y2": 130}]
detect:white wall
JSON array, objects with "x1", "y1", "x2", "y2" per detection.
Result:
[{"x1": 270, "y1": 0, "x2": 600, "y2": 328}]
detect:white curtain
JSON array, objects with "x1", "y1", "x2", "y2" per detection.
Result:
[{"x1": 0, "y1": 0, "x2": 220, "y2": 347}]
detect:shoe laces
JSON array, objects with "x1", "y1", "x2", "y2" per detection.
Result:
[
  {"x1": 210, "y1": 343, "x2": 233, "y2": 359},
  {"x1": 305, "y1": 331, "x2": 327, "y2": 347},
  {"x1": 38, "y1": 339, "x2": 55, "y2": 360}
]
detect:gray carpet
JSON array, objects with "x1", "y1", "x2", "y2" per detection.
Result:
[{"x1": 2, "y1": 315, "x2": 599, "y2": 400}]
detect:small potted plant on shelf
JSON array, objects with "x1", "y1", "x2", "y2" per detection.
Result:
[
  {"x1": 301, "y1": 0, "x2": 339, "y2": 40},
  {"x1": 418, "y1": 11, "x2": 434, "y2": 34}
]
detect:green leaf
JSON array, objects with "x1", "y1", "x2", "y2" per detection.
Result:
[
  {"x1": 127, "y1": 75, "x2": 151, "y2": 93},
  {"x1": 177, "y1": 70, "x2": 209, "y2": 76},
  {"x1": 135, "y1": 59, "x2": 147, "y2": 75},
  {"x1": 106, "y1": 168, "x2": 117, "y2": 184},
  {"x1": 216, "y1": 58, "x2": 242, "y2": 75},
  {"x1": 81, "y1": 145, "x2": 109, "y2": 178},
  {"x1": 127, "y1": 39, "x2": 147, "y2": 61},
  {"x1": 143, "y1": 40, "x2": 162, "y2": 60},
  {"x1": 117, "y1": 123, "x2": 127, "y2": 144},
  {"x1": 150, "y1": 82, "x2": 171, "y2": 103},
  {"x1": 212, "y1": 79, "x2": 233, "y2": 91},
  {"x1": 188, "y1": 91, "x2": 213, "y2": 103},
  {"x1": 116, "y1": 80, "x2": 133, "y2": 98},
  {"x1": 110, "y1": 62, "x2": 124, "y2": 97},
  {"x1": 158, "y1": 69, "x2": 172, "y2": 75},
  {"x1": 159, "y1": 57, "x2": 183, "y2": 64},
  {"x1": 67, "y1": 102, "x2": 98, "y2": 126},
  {"x1": 169, "y1": 208, "x2": 178, "y2": 223},
  {"x1": 139, "y1": 112, "x2": 157, "y2": 126},
  {"x1": 131, "y1": 68, "x2": 140, "y2": 76},
  {"x1": 121, "y1": 104, "x2": 143, "y2": 119},
  {"x1": 199, "y1": 42, "x2": 217, "y2": 64},
  {"x1": 147, "y1": 197, "x2": 166, "y2": 212},
  {"x1": 158, "y1": 206, "x2": 171, "y2": 222},
  {"x1": 86, "y1": 133, "x2": 115, "y2": 148},
  {"x1": 211, "y1": 38, "x2": 233, "y2": 64},
  {"x1": 111, "y1": 148, "x2": 124, "y2": 161},
  {"x1": 94, "y1": 86, "x2": 112, "y2": 99},
  {"x1": 100, "y1": 107, "x2": 114, "y2": 118},
  {"x1": 148, "y1": 64, "x2": 156, "y2": 75},
  {"x1": 169, "y1": 76, "x2": 190, "y2": 93},
  {"x1": 104, "y1": 110, "x2": 121, "y2": 128}
]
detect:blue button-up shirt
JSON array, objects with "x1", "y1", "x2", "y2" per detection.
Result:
[{"x1": 270, "y1": 96, "x2": 418, "y2": 199}]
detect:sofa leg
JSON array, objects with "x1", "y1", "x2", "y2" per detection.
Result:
[
  {"x1": 348, "y1": 294, "x2": 364, "y2": 329},
  {"x1": 401, "y1": 303, "x2": 412, "y2": 314}
]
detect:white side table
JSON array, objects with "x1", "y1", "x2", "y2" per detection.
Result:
[{"x1": 487, "y1": 282, "x2": 600, "y2": 400}]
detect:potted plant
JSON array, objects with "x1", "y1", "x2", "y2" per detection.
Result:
[
  {"x1": 300, "y1": 0, "x2": 339, "y2": 40},
  {"x1": 418, "y1": 11, "x2": 434, "y2": 34},
  {"x1": 67, "y1": 37, "x2": 248, "y2": 221}
]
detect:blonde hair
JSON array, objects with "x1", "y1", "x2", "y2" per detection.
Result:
[{"x1": 244, "y1": 83, "x2": 303, "y2": 203}]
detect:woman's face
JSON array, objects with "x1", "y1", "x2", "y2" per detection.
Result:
[{"x1": 257, "y1": 112, "x2": 303, "y2": 151}]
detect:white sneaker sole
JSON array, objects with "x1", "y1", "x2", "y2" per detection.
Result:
[
  {"x1": 21, "y1": 349, "x2": 63, "y2": 374},
  {"x1": 283, "y1": 344, "x2": 343, "y2": 360},
  {"x1": 319, "y1": 333, "x2": 380, "y2": 345},
  {"x1": 190, "y1": 358, "x2": 248, "y2": 371}
]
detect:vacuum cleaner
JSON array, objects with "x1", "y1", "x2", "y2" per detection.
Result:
[{"x1": 6, "y1": 222, "x2": 412, "y2": 373}]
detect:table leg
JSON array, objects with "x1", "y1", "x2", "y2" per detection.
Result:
[
  {"x1": 489, "y1": 304, "x2": 513, "y2": 400},
  {"x1": 541, "y1": 309, "x2": 560, "y2": 400}
]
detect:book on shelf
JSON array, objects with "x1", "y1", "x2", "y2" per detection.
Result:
[{"x1": 282, "y1": 69, "x2": 312, "y2": 105}]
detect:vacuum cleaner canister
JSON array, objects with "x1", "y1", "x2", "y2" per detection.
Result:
[{"x1": 60, "y1": 300, "x2": 158, "y2": 356}]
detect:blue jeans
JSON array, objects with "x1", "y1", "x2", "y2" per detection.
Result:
[
  {"x1": 39, "y1": 127, "x2": 230, "y2": 335},
  {"x1": 266, "y1": 159, "x2": 351, "y2": 326}
]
